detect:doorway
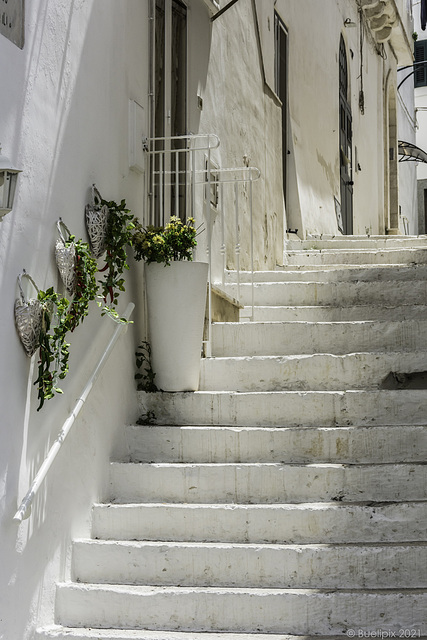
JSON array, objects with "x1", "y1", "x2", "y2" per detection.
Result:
[
  {"x1": 274, "y1": 13, "x2": 288, "y2": 212},
  {"x1": 339, "y1": 35, "x2": 353, "y2": 235},
  {"x1": 154, "y1": 0, "x2": 187, "y2": 224}
]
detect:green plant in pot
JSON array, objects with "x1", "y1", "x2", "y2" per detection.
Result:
[
  {"x1": 133, "y1": 216, "x2": 208, "y2": 392},
  {"x1": 132, "y1": 215, "x2": 198, "y2": 264}
]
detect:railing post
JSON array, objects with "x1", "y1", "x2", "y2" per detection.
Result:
[
  {"x1": 220, "y1": 181, "x2": 225, "y2": 287},
  {"x1": 234, "y1": 181, "x2": 240, "y2": 302},
  {"x1": 175, "y1": 150, "x2": 179, "y2": 218},
  {"x1": 206, "y1": 144, "x2": 212, "y2": 357},
  {"x1": 249, "y1": 175, "x2": 254, "y2": 320}
]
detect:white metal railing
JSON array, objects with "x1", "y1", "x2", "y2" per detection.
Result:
[
  {"x1": 144, "y1": 134, "x2": 260, "y2": 356},
  {"x1": 144, "y1": 133, "x2": 220, "y2": 225},
  {"x1": 13, "y1": 302, "x2": 135, "y2": 523}
]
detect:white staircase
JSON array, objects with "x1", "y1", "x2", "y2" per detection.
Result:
[{"x1": 37, "y1": 236, "x2": 427, "y2": 639}]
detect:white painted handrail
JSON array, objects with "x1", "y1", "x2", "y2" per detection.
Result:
[{"x1": 13, "y1": 302, "x2": 135, "y2": 524}]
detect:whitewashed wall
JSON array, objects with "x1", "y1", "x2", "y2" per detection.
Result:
[
  {"x1": 272, "y1": 0, "x2": 413, "y2": 238},
  {"x1": 398, "y1": 74, "x2": 418, "y2": 235},
  {"x1": 188, "y1": 0, "x2": 284, "y2": 272},
  {"x1": 413, "y1": 0, "x2": 427, "y2": 233},
  {"x1": 0, "y1": 1, "x2": 148, "y2": 637}
]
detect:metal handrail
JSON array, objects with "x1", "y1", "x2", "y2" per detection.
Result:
[
  {"x1": 145, "y1": 133, "x2": 220, "y2": 223},
  {"x1": 145, "y1": 133, "x2": 220, "y2": 152},
  {"x1": 13, "y1": 302, "x2": 135, "y2": 524},
  {"x1": 144, "y1": 134, "x2": 260, "y2": 355}
]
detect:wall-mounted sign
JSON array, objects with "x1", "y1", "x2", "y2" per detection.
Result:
[{"x1": 0, "y1": 0, "x2": 24, "y2": 49}]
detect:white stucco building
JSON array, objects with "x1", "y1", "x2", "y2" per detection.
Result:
[
  {"x1": 0, "y1": 1, "x2": 418, "y2": 637},
  {"x1": 412, "y1": 0, "x2": 427, "y2": 232}
]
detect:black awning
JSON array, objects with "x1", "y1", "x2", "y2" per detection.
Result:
[{"x1": 398, "y1": 141, "x2": 427, "y2": 164}]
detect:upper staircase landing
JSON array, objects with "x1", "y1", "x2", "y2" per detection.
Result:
[{"x1": 283, "y1": 235, "x2": 427, "y2": 266}]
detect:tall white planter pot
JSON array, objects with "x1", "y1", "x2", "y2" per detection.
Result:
[{"x1": 145, "y1": 260, "x2": 209, "y2": 391}]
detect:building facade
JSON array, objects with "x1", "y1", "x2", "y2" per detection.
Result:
[{"x1": 0, "y1": 1, "x2": 417, "y2": 637}]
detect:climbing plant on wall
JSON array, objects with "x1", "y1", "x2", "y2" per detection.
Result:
[{"x1": 16, "y1": 188, "x2": 137, "y2": 410}]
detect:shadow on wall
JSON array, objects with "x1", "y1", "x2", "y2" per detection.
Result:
[{"x1": 0, "y1": 2, "x2": 144, "y2": 638}]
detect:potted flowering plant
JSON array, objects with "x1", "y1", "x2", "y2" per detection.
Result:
[{"x1": 133, "y1": 216, "x2": 208, "y2": 392}]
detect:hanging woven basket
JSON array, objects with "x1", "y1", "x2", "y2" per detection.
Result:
[
  {"x1": 55, "y1": 218, "x2": 76, "y2": 294},
  {"x1": 85, "y1": 184, "x2": 109, "y2": 259},
  {"x1": 14, "y1": 271, "x2": 44, "y2": 357}
]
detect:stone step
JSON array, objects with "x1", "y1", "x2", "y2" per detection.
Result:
[
  {"x1": 224, "y1": 263, "x2": 427, "y2": 283},
  {"x1": 55, "y1": 583, "x2": 427, "y2": 635},
  {"x1": 124, "y1": 425, "x2": 427, "y2": 464},
  {"x1": 35, "y1": 628, "x2": 358, "y2": 640},
  {"x1": 91, "y1": 501, "x2": 427, "y2": 544},
  {"x1": 285, "y1": 235, "x2": 427, "y2": 250},
  {"x1": 210, "y1": 320, "x2": 427, "y2": 357},
  {"x1": 199, "y1": 351, "x2": 427, "y2": 391},
  {"x1": 108, "y1": 462, "x2": 427, "y2": 504},
  {"x1": 138, "y1": 389, "x2": 427, "y2": 427},
  {"x1": 285, "y1": 247, "x2": 427, "y2": 266},
  {"x1": 72, "y1": 539, "x2": 427, "y2": 589},
  {"x1": 244, "y1": 304, "x2": 427, "y2": 321},
  {"x1": 222, "y1": 280, "x2": 427, "y2": 307}
]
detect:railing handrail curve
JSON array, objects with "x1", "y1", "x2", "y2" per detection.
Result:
[{"x1": 13, "y1": 302, "x2": 135, "y2": 524}]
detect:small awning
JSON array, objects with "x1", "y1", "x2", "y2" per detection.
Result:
[{"x1": 398, "y1": 140, "x2": 427, "y2": 163}]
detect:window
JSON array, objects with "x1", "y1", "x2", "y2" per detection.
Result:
[{"x1": 415, "y1": 40, "x2": 427, "y2": 88}]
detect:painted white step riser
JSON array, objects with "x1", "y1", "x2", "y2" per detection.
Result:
[
  {"x1": 55, "y1": 584, "x2": 427, "y2": 635},
  {"x1": 286, "y1": 236, "x2": 427, "y2": 250},
  {"x1": 246, "y1": 305, "x2": 427, "y2": 322},
  {"x1": 286, "y1": 248, "x2": 427, "y2": 265},
  {"x1": 35, "y1": 629, "x2": 359, "y2": 640},
  {"x1": 211, "y1": 320, "x2": 427, "y2": 357},
  {"x1": 138, "y1": 390, "x2": 427, "y2": 427},
  {"x1": 225, "y1": 264, "x2": 427, "y2": 283},
  {"x1": 200, "y1": 352, "x2": 427, "y2": 391},
  {"x1": 125, "y1": 425, "x2": 427, "y2": 464},
  {"x1": 108, "y1": 462, "x2": 427, "y2": 504},
  {"x1": 72, "y1": 540, "x2": 427, "y2": 589},
  {"x1": 37, "y1": 631, "x2": 392, "y2": 640},
  {"x1": 223, "y1": 281, "x2": 427, "y2": 306},
  {"x1": 92, "y1": 503, "x2": 427, "y2": 544}
]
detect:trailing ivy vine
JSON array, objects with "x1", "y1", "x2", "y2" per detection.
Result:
[
  {"x1": 33, "y1": 195, "x2": 137, "y2": 410},
  {"x1": 35, "y1": 288, "x2": 71, "y2": 411},
  {"x1": 98, "y1": 198, "x2": 136, "y2": 322},
  {"x1": 68, "y1": 236, "x2": 98, "y2": 331},
  {"x1": 35, "y1": 237, "x2": 98, "y2": 410}
]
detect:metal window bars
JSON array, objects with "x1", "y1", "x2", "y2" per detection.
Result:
[{"x1": 144, "y1": 133, "x2": 260, "y2": 355}]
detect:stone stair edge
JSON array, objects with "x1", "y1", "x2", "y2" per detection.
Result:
[
  {"x1": 138, "y1": 388, "x2": 427, "y2": 396},
  {"x1": 35, "y1": 625, "x2": 375, "y2": 640},
  {"x1": 73, "y1": 538, "x2": 427, "y2": 549},
  {"x1": 56, "y1": 582, "x2": 427, "y2": 594},
  {"x1": 211, "y1": 318, "x2": 427, "y2": 325},
  {"x1": 93, "y1": 499, "x2": 427, "y2": 508},
  {"x1": 199, "y1": 349, "x2": 427, "y2": 359},
  {"x1": 109, "y1": 460, "x2": 427, "y2": 468}
]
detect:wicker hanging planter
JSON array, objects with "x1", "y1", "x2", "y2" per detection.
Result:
[
  {"x1": 85, "y1": 184, "x2": 109, "y2": 259},
  {"x1": 55, "y1": 218, "x2": 76, "y2": 294},
  {"x1": 14, "y1": 271, "x2": 44, "y2": 357}
]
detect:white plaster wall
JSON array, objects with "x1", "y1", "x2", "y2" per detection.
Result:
[
  {"x1": 410, "y1": 1, "x2": 427, "y2": 231},
  {"x1": 185, "y1": 0, "x2": 414, "y2": 270},
  {"x1": 415, "y1": 84, "x2": 427, "y2": 181},
  {"x1": 397, "y1": 73, "x2": 418, "y2": 234},
  {"x1": 413, "y1": 2, "x2": 427, "y2": 186},
  {"x1": 272, "y1": 0, "x2": 413, "y2": 237},
  {"x1": 187, "y1": 0, "x2": 284, "y2": 271},
  {"x1": 0, "y1": 1, "x2": 149, "y2": 637}
]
